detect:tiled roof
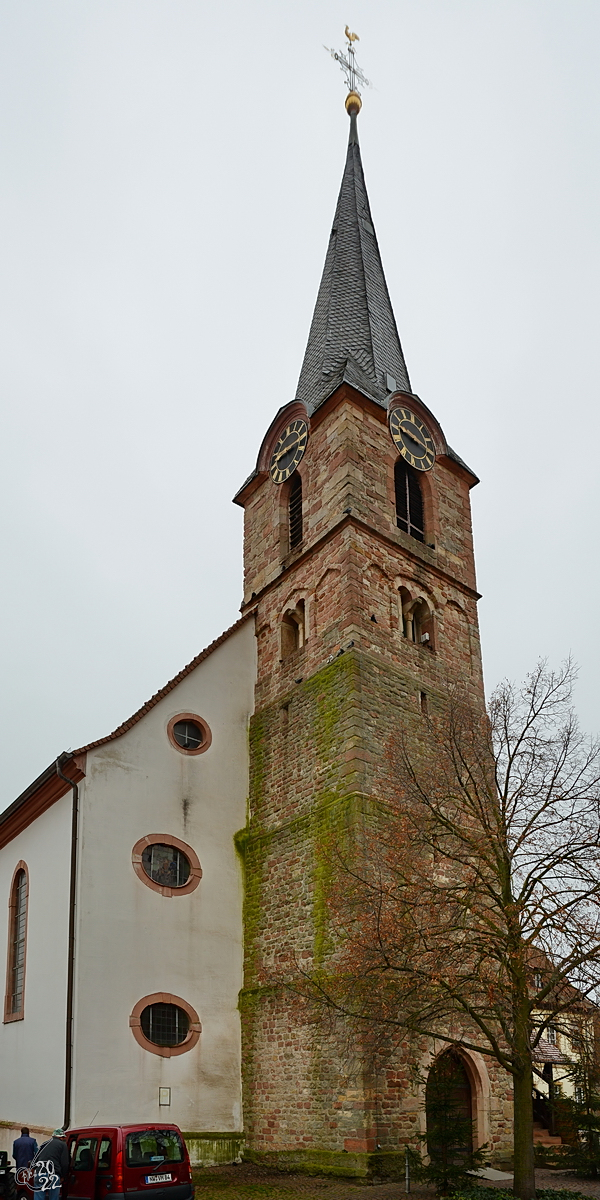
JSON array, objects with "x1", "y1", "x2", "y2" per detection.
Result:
[
  {"x1": 532, "y1": 1038, "x2": 571, "y2": 1065},
  {"x1": 296, "y1": 112, "x2": 411, "y2": 414}
]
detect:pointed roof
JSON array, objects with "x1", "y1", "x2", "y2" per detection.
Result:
[{"x1": 296, "y1": 111, "x2": 411, "y2": 414}]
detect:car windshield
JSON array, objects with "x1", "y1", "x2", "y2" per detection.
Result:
[{"x1": 125, "y1": 1130, "x2": 184, "y2": 1167}]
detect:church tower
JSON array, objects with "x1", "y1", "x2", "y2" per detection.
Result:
[{"x1": 234, "y1": 86, "x2": 485, "y2": 1174}]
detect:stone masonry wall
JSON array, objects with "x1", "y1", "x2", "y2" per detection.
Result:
[
  {"x1": 236, "y1": 384, "x2": 511, "y2": 1174},
  {"x1": 239, "y1": 648, "x2": 514, "y2": 1169}
]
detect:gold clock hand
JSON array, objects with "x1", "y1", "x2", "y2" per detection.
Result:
[
  {"x1": 275, "y1": 438, "x2": 300, "y2": 462},
  {"x1": 400, "y1": 423, "x2": 426, "y2": 448}
]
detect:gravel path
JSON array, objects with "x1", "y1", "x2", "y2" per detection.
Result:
[{"x1": 192, "y1": 1164, "x2": 600, "y2": 1200}]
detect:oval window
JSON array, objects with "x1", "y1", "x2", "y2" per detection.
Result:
[
  {"x1": 141, "y1": 1002, "x2": 189, "y2": 1047},
  {"x1": 167, "y1": 714, "x2": 212, "y2": 756},
  {"x1": 142, "y1": 843, "x2": 190, "y2": 889}
]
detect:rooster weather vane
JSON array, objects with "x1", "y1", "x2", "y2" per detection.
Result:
[{"x1": 324, "y1": 26, "x2": 371, "y2": 100}]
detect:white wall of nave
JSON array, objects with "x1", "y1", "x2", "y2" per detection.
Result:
[
  {"x1": 0, "y1": 793, "x2": 72, "y2": 1133},
  {"x1": 71, "y1": 618, "x2": 255, "y2": 1133}
]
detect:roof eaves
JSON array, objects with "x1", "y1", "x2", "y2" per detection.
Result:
[
  {"x1": 233, "y1": 469, "x2": 259, "y2": 503},
  {"x1": 0, "y1": 755, "x2": 69, "y2": 827},
  {"x1": 0, "y1": 753, "x2": 84, "y2": 840},
  {"x1": 445, "y1": 444, "x2": 480, "y2": 485}
]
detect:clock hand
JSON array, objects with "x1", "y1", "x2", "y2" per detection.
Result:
[
  {"x1": 400, "y1": 423, "x2": 426, "y2": 449},
  {"x1": 275, "y1": 438, "x2": 300, "y2": 462}
]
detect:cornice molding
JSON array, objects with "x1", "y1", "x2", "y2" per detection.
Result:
[{"x1": 241, "y1": 510, "x2": 481, "y2": 618}]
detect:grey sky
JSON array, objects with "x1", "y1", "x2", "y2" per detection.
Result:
[{"x1": 1, "y1": 0, "x2": 599, "y2": 809}]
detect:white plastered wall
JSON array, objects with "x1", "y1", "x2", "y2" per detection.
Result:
[
  {"x1": 0, "y1": 792, "x2": 72, "y2": 1135},
  {"x1": 71, "y1": 618, "x2": 256, "y2": 1133}
]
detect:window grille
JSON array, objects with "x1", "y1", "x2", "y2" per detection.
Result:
[
  {"x1": 288, "y1": 474, "x2": 303, "y2": 549},
  {"x1": 142, "y1": 844, "x2": 191, "y2": 888},
  {"x1": 395, "y1": 460, "x2": 424, "y2": 542},
  {"x1": 141, "y1": 1002, "x2": 190, "y2": 1047},
  {"x1": 9, "y1": 869, "x2": 27, "y2": 1015},
  {"x1": 172, "y1": 720, "x2": 203, "y2": 750},
  {"x1": 547, "y1": 1026, "x2": 557, "y2": 1045}
]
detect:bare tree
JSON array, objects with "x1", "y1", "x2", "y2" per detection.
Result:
[{"x1": 303, "y1": 661, "x2": 600, "y2": 1199}]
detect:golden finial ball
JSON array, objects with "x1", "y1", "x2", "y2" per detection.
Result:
[{"x1": 345, "y1": 91, "x2": 362, "y2": 116}]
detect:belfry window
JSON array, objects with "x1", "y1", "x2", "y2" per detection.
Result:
[
  {"x1": 281, "y1": 600, "x2": 306, "y2": 657},
  {"x1": 399, "y1": 588, "x2": 435, "y2": 651},
  {"x1": 4, "y1": 865, "x2": 28, "y2": 1021},
  {"x1": 395, "y1": 460, "x2": 424, "y2": 542},
  {"x1": 288, "y1": 474, "x2": 303, "y2": 549}
]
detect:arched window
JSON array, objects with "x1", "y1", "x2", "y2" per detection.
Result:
[
  {"x1": 4, "y1": 864, "x2": 28, "y2": 1022},
  {"x1": 288, "y1": 473, "x2": 303, "y2": 549},
  {"x1": 281, "y1": 600, "x2": 306, "y2": 657},
  {"x1": 399, "y1": 589, "x2": 435, "y2": 651},
  {"x1": 395, "y1": 460, "x2": 424, "y2": 542}
]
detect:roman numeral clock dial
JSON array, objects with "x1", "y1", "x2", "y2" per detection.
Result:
[
  {"x1": 389, "y1": 407, "x2": 435, "y2": 471},
  {"x1": 269, "y1": 420, "x2": 308, "y2": 483}
]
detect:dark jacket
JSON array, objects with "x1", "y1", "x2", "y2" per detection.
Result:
[
  {"x1": 36, "y1": 1138, "x2": 69, "y2": 1179},
  {"x1": 13, "y1": 1136, "x2": 38, "y2": 1168}
]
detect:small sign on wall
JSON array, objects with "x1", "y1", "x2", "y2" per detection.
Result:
[{"x1": 158, "y1": 1087, "x2": 171, "y2": 1106}]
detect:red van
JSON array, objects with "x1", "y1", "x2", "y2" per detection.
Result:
[{"x1": 18, "y1": 1125, "x2": 194, "y2": 1200}]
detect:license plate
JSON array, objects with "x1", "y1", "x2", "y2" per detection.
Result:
[{"x1": 145, "y1": 1174, "x2": 172, "y2": 1184}]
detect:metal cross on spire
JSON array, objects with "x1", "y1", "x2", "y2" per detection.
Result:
[{"x1": 324, "y1": 26, "x2": 371, "y2": 104}]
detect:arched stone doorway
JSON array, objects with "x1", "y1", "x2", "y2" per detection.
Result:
[{"x1": 426, "y1": 1049, "x2": 474, "y2": 1163}]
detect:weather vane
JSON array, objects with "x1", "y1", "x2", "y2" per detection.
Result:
[{"x1": 324, "y1": 26, "x2": 371, "y2": 112}]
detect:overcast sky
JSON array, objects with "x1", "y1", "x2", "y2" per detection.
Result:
[{"x1": 1, "y1": 0, "x2": 599, "y2": 809}]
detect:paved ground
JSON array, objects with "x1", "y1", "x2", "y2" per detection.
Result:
[
  {"x1": 191, "y1": 1163, "x2": 600, "y2": 1200},
  {"x1": 494, "y1": 1171, "x2": 600, "y2": 1197}
]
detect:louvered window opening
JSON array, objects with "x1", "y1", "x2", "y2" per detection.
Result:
[
  {"x1": 289, "y1": 474, "x2": 303, "y2": 549},
  {"x1": 10, "y1": 869, "x2": 27, "y2": 1014},
  {"x1": 141, "y1": 1002, "x2": 189, "y2": 1046},
  {"x1": 395, "y1": 461, "x2": 424, "y2": 543}
]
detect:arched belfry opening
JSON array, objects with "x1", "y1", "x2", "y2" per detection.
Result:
[
  {"x1": 395, "y1": 459, "x2": 424, "y2": 542},
  {"x1": 426, "y1": 1049, "x2": 475, "y2": 1164},
  {"x1": 281, "y1": 600, "x2": 306, "y2": 658},
  {"x1": 288, "y1": 473, "x2": 303, "y2": 549}
]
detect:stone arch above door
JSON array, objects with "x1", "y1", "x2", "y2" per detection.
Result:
[{"x1": 425, "y1": 1044, "x2": 491, "y2": 1154}]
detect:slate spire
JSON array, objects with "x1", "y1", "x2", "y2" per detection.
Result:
[{"x1": 296, "y1": 101, "x2": 411, "y2": 414}]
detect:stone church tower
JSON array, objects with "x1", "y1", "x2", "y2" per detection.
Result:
[{"x1": 234, "y1": 93, "x2": 496, "y2": 1174}]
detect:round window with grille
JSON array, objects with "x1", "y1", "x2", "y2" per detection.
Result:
[
  {"x1": 167, "y1": 713, "x2": 212, "y2": 756},
  {"x1": 142, "y1": 843, "x2": 191, "y2": 889},
  {"x1": 140, "y1": 1002, "x2": 190, "y2": 1047},
  {"x1": 173, "y1": 720, "x2": 203, "y2": 750},
  {"x1": 130, "y1": 992, "x2": 201, "y2": 1056}
]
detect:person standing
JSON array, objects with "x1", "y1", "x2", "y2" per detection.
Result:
[
  {"x1": 12, "y1": 1128, "x2": 38, "y2": 1170},
  {"x1": 33, "y1": 1129, "x2": 69, "y2": 1200}
]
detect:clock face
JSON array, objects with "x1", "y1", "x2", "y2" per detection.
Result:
[
  {"x1": 269, "y1": 419, "x2": 308, "y2": 484},
  {"x1": 389, "y1": 407, "x2": 435, "y2": 471}
]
